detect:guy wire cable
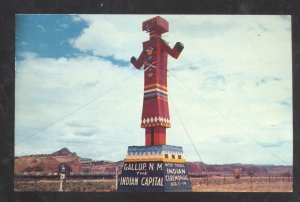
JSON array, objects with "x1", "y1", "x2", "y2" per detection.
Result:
[
  {"x1": 167, "y1": 69, "x2": 289, "y2": 165},
  {"x1": 15, "y1": 70, "x2": 139, "y2": 145},
  {"x1": 169, "y1": 95, "x2": 209, "y2": 177}
]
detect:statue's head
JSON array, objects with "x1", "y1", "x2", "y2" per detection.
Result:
[{"x1": 142, "y1": 16, "x2": 169, "y2": 38}]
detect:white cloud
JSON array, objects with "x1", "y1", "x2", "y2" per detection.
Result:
[
  {"x1": 70, "y1": 15, "x2": 151, "y2": 61},
  {"x1": 15, "y1": 15, "x2": 292, "y2": 165},
  {"x1": 37, "y1": 24, "x2": 46, "y2": 32}
]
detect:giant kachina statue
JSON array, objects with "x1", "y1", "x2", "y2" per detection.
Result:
[
  {"x1": 131, "y1": 16, "x2": 184, "y2": 146},
  {"x1": 118, "y1": 16, "x2": 191, "y2": 192}
]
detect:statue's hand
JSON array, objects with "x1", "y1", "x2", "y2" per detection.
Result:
[
  {"x1": 174, "y1": 42, "x2": 184, "y2": 52},
  {"x1": 131, "y1": 56, "x2": 137, "y2": 64}
]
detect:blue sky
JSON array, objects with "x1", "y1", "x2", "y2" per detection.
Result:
[
  {"x1": 16, "y1": 15, "x2": 87, "y2": 59},
  {"x1": 15, "y1": 14, "x2": 292, "y2": 165}
]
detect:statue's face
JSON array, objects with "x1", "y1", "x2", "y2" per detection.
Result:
[
  {"x1": 142, "y1": 17, "x2": 168, "y2": 35},
  {"x1": 143, "y1": 19, "x2": 156, "y2": 33}
]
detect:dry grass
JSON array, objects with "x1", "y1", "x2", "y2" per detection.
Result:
[
  {"x1": 14, "y1": 179, "x2": 116, "y2": 192},
  {"x1": 14, "y1": 176, "x2": 292, "y2": 192},
  {"x1": 14, "y1": 180, "x2": 60, "y2": 192},
  {"x1": 191, "y1": 176, "x2": 293, "y2": 192}
]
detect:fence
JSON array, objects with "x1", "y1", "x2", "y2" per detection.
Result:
[{"x1": 190, "y1": 175, "x2": 293, "y2": 186}]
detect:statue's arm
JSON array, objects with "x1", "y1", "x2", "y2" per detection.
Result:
[
  {"x1": 131, "y1": 51, "x2": 144, "y2": 70},
  {"x1": 163, "y1": 40, "x2": 184, "y2": 59}
]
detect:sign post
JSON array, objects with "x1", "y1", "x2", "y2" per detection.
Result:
[
  {"x1": 116, "y1": 166, "x2": 119, "y2": 191},
  {"x1": 59, "y1": 173, "x2": 65, "y2": 192}
]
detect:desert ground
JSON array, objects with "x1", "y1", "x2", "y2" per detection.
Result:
[
  {"x1": 190, "y1": 176, "x2": 292, "y2": 192},
  {"x1": 14, "y1": 176, "x2": 292, "y2": 192}
]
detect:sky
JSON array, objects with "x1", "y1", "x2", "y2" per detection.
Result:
[{"x1": 15, "y1": 14, "x2": 292, "y2": 165}]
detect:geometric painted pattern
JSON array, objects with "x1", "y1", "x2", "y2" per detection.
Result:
[
  {"x1": 141, "y1": 116, "x2": 171, "y2": 128},
  {"x1": 124, "y1": 145, "x2": 185, "y2": 163},
  {"x1": 144, "y1": 83, "x2": 168, "y2": 91},
  {"x1": 144, "y1": 83, "x2": 168, "y2": 99},
  {"x1": 144, "y1": 88, "x2": 168, "y2": 100},
  {"x1": 141, "y1": 82, "x2": 170, "y2": 128}
]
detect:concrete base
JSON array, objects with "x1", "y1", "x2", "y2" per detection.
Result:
[{"x1": 117, "y1": 145, "x2": 192, "y2": 192}]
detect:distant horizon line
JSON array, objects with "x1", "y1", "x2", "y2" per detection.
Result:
[{"x1": 15, "y1": 153, "x2": 293, "y2": 167}]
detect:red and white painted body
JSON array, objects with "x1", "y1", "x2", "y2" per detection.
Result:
[{"x1": 131, "y1": 16, "x2": 184, "y2": 146}]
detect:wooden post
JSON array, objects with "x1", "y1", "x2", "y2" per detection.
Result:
[
  {"x1": 59, "y1": 174, "x2": 65, "y2": 192},
  {"x1": 206, "y1": 175, "x2": 209, "y2": 186},
  {"x1": 116, "y1": 166, "x2": 119, "y2": 191},
  {"x1": 59, "y1": 179, "x2": 63, "y2": 192}
]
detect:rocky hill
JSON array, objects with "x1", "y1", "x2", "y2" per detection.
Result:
[
  {"x1": 14, "y1": 148, "x2": 292, "y2": 177},
  {"x1": 50, "y1": 147, "x2": 77, "y2": 157},
  {"x1": 15, "y1": 148, "x2": 81, "y2": 174}
]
